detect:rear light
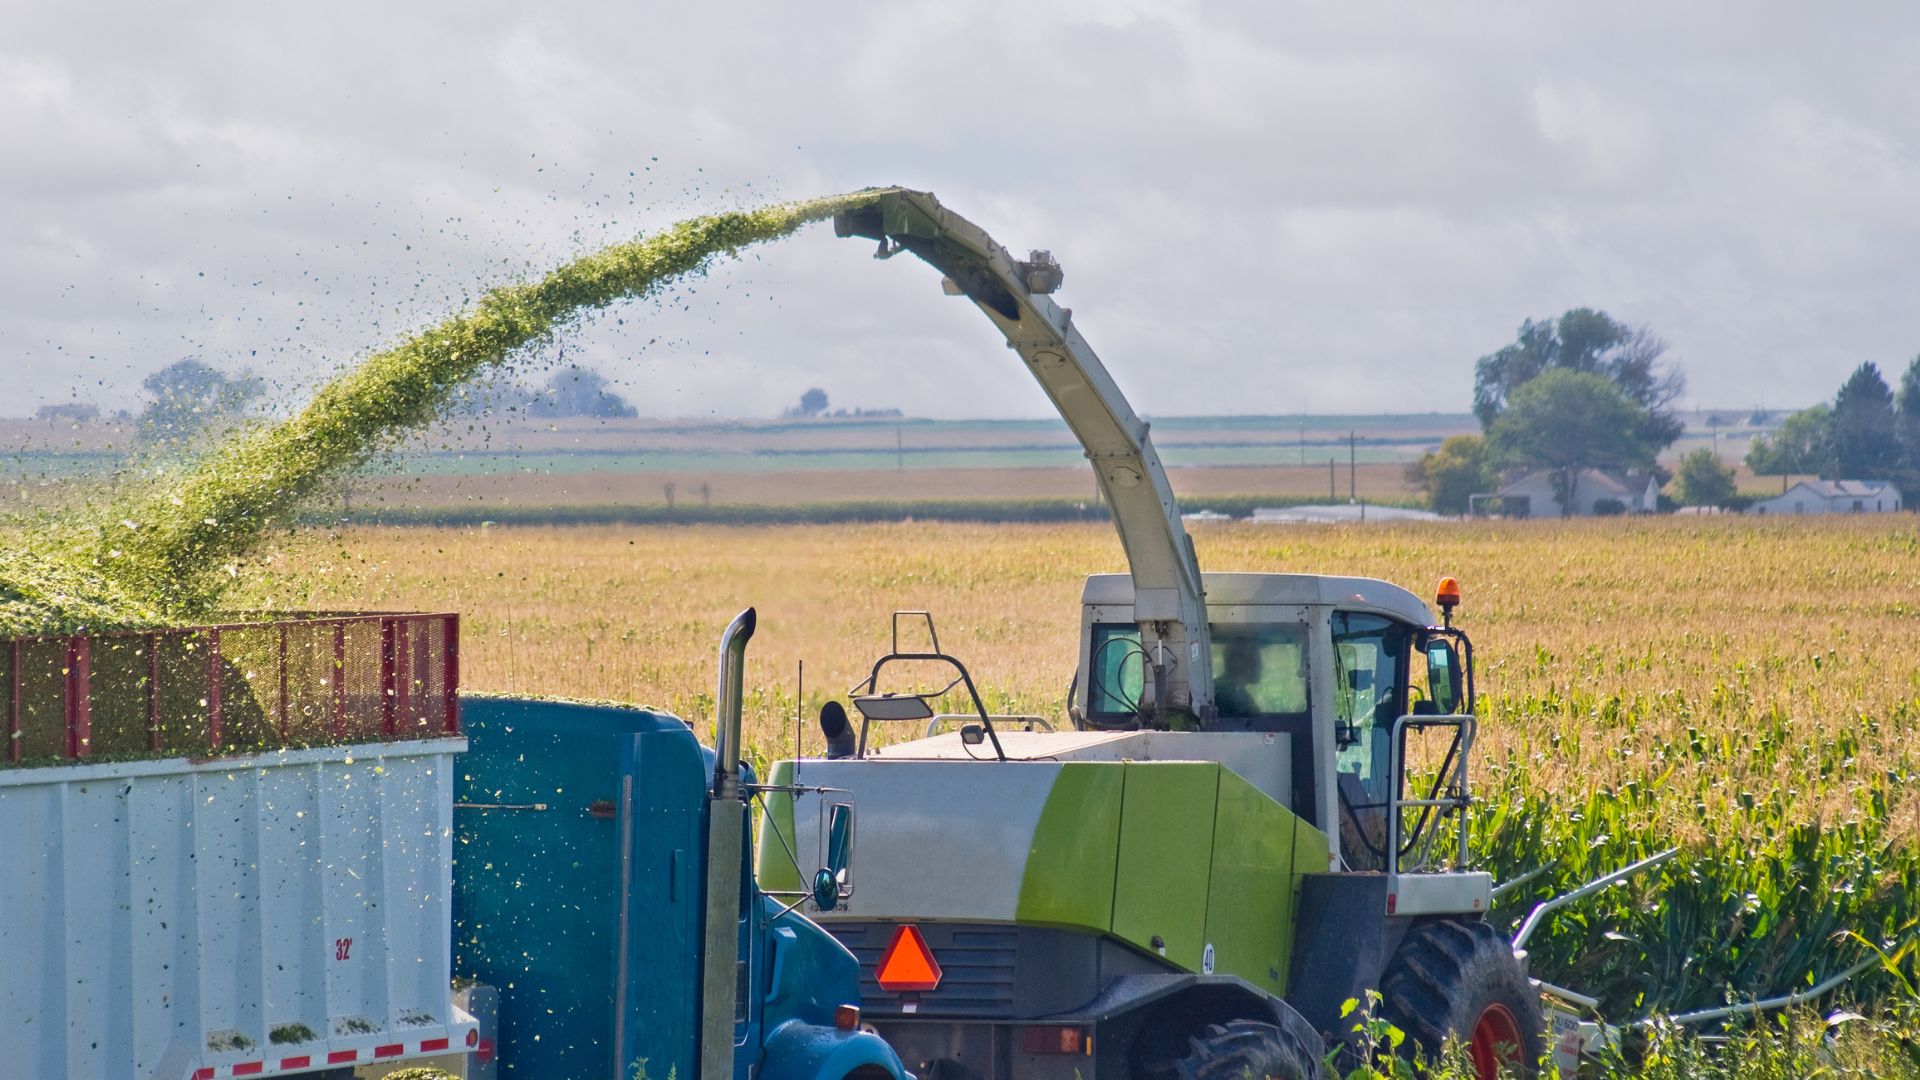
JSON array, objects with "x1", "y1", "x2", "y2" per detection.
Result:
[
  {"x1": 835, "y1": 1004, "x2": 861, "y2": 1031},
  {"x1": 466, "y1": 1028, "x2": 480, "y2": 1048},
  {"x1": 1021, "y1": 1025, "x2": 1091, "y2": 1055}
]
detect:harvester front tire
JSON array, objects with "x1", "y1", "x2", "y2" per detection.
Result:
[
  {"x1": 1173, "y1": 1019, "x2": 1326, "y2": 1080},
  {"x1": 1378, "y1": 918, "x2": 1543, "y2": 1079}
]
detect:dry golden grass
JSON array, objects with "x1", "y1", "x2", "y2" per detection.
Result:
[{"x1": 240, "y1": 515, "x2": 1920, "y2": 827}]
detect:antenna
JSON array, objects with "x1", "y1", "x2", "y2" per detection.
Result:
[{"x1": 794, "y1": 659, "x2": 804, "y2": 784}]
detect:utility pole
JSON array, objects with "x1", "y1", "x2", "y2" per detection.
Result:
[
  {"x1": 1328, "y1": 458, "x2": 1336, "y2": 501},
  {"x1": 1348, "y1": 430, "x2": 1357, "y2": 503},
  {"x1": 896, "y1": 426, "x2": 904, "y2": 472},
  {"x1": 1299, "y1": 423, "x2": 1305, "y2": 466}
]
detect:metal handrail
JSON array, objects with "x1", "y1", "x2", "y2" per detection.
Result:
[
  {"x1": 925, "y1": 714, "x2": 1053, "y2": 738},
  {"x1": 853, "y1": 651, "x2": 1006, "y2": 761},
  {"x1": 1384, "y1": 713, "x2": 1476, "y2": 883}
]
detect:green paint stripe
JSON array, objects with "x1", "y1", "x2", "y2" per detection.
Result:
[
  {"x1": 756, "y1": 759, "x2": 804, "y2": 896},
  {"x1": 1016, "y1": 763, "x2": 1125, "y2": 930}
]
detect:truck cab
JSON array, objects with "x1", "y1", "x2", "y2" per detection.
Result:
[{"x1": 452, "y1": 694, "x2": 911, "y2": 1080}]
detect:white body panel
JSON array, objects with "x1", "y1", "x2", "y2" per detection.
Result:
[
  {"x1": 1387, "y1": 871, "x2": 1493, "y2": 917},
  {"x1": 870, "y1": 729, "x2": 1292, "y2": 807},
  {"x1": 0, "y1": 740, "x2": 474, "y2": 1080},
  {"x1": 790, "y1": 759, "x2": 1063, "y2": 921}
]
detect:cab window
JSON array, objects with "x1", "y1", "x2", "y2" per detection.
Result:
[
  {"x1": 1209, "y1": 623, "x2": 1310, "y2": 722},
  {"x1": 1089, "y1": 624, "x2": 1144, "y2": 718}
]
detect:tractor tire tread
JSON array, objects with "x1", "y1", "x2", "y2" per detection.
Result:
[
  {"x1": 1377, "y1": 918, "x2": 1544, "y2": 1078},
  {"x1": 1175, "y1": 1019, "x2": 1327, "y2": 1080}
]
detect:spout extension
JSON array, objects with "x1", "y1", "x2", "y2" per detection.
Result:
[
  {"x1": 712, "y1": 607, "x2": 757, "y2": 797},
  {"x1": 819, "y1": 700, "x2": 857, "y2": 759}
]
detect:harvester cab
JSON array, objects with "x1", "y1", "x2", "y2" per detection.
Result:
[
  {"x1": 753, "y1": 190, "x2": 1545, "y2": 1080},
  {"x1": 1073, "y1": 572, "x2": 1480, "y2": 883}
]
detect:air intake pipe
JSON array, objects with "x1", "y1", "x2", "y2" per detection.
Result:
[{"x1": 702, "y1": 606, "x2": 755, "y2": 1080}]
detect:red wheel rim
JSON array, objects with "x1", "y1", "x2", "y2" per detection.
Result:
[{"x1": 1469, "y1": 1003, "x2": 1524, "y2": 1080}]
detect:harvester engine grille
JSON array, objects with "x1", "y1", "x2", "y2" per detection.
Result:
[{"x1": 829, "y1": 922, "x2": 1020, "y2": 1017}]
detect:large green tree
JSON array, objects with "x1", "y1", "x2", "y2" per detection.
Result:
[
  {"x1": 1895, "y1": 356, "x2": 1920, "y2": 499},
  {"x1": 1671, "y1": 447, "x2": 1738, "y2": 508},
  {"x1": 1473, "y1": 308, "x2": 1685, "y2": 449},
  {"x1": 1407, "y1": 435, "x2": 1493, "y2": 514},
  {"x1": 1487, "y1": 369, "x2": 1662, "y2": 516},
  {"x1": 1745, "y1": 404, "x2": 1833, "y2": 487},
  {"x1": 1831, "y1": 362, "x2": 1899, "y2": 479},
  {"x1": 138, "y1": 359, "x2": 264, "y2": 445}
]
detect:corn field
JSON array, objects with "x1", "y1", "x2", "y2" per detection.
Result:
[{"x1": 242, "y1": 514, "x2": 1920, "y2": 1076}]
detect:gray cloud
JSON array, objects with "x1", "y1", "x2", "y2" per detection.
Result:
[{"x1": 3, "y1": 0, "x2": 1919, "y2": 419}]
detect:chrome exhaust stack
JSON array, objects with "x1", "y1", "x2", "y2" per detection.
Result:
[
  {"x1": 701, "y1": 606, "x2": 755, "y2": 1080},
  {"x1": 711, "y1": 606, "x2": 757, "y2": 797}
]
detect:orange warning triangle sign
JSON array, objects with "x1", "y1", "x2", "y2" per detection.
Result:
[{"x1": 875, "y1": 924, "x2": 943, "y2": 992}]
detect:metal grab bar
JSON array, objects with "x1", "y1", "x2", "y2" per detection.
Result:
[
  {"x1": 1385, "y1": 713, "x2": 1476, "y2": 885},
  {"x1": 925, "y1": 714, "x2": 1054, "y2": 738}
]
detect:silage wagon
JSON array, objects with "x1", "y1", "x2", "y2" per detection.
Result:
[
  {"x1": 0, "y1": 612, "x2": 477, "y2": 1080},
  {"x1": 0, "y1": 608, "x2": 909, "y2": 1080}
]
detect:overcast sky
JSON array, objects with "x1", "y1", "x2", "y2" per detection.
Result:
[{"x1": 4, "y1": 2, "x2": 1918, "y2": 420}]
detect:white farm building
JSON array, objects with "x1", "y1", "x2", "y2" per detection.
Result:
[
  {"x1": 1474, "y1": 469, "x2": 1660, "y2": 518},
  {"x1": 1748, "y1": 480, "x2": 1902, "y2": 515}
]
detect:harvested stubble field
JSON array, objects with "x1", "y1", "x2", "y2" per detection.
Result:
[{"x1": 243, "y1": 514, "x2": 1920, "y2": 1072}]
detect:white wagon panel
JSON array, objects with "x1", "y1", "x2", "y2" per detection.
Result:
[{"x1": 0, "y1": 739, "x2": 473, "y2": 1080}]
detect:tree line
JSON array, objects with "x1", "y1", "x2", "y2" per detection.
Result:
[
  {"x1": 1744, "y1": 360, "x2": 1920, "y2": 495},
  {"x1": 38, "y1": 359, "x2": 640, "y2": 447},
  {"x1": 1410, "y1": 308, "x2": 1687, "y2": 515},
  {"x1": 1412, "y1": 310, "x2": 1920, "y2": 513}
]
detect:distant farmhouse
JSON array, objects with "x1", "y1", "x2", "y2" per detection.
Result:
[
  {"x1": 1748, "y1": 480, "x2": 1901, "y2": 516},
  {"x1": 1472, "y1": 469, "x2": 1660, "y2": 518}
]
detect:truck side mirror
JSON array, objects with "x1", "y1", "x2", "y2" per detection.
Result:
[
  {"x1": 1425, "y1": 640, "x2": 1463, "y2": 715},
  {"x1": 812, "y1": 802, "x2": 855, "y2": 912}
]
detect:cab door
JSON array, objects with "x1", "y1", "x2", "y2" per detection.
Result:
[{"x1": 1329, "y1": 612, "x2": 1413, "y2": 871}]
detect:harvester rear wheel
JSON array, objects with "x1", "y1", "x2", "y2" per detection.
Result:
[
  {"x1": 1378, "y1": 918, "x2": 1543, "y2": 1079},
  {"x1": 1172, "y1": 1019, "x2": 1326, "y2": 1080}
]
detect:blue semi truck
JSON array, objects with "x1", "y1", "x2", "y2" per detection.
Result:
[{"x1": 449, "y1": 609, "x2": 909, "y2": 1080}]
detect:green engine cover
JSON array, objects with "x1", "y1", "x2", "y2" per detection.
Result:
[{"x1": 760, "y1": 749, "x2": 1330, "y2": 997}]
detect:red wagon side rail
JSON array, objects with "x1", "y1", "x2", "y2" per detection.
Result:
[{"x1": 1, "y1": 612, "x2": 460, "y2": 767}]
